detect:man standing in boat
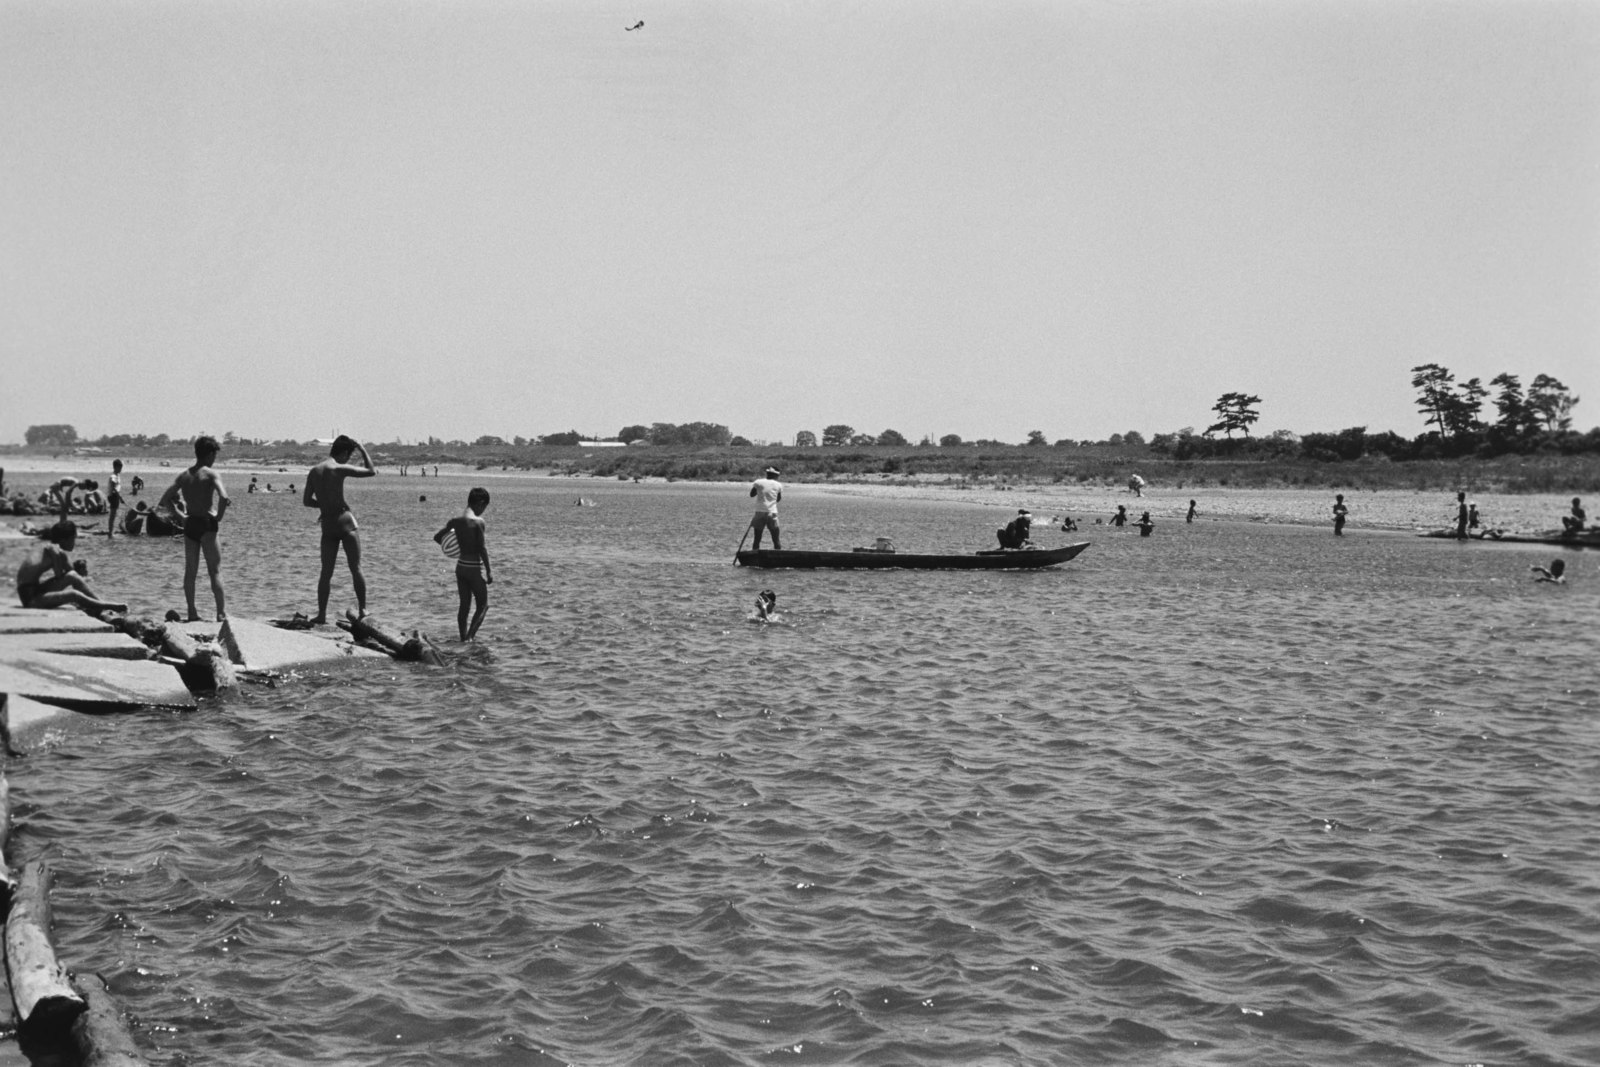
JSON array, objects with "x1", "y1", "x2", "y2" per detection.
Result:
[
  {"x1": 304, "y1": 435, "x2": 377, "y2": 623},
  {"x1": 748, "y1": 466, "x2": 783, "y2": 551}
]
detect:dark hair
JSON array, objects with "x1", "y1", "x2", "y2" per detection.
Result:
[
  {"x1": 43, "y1": 520, "x2": 77, "y2": 544},
  {"x1": 468, "y1": 487, "x2": 490, "y2": 511},
  {"x1": 332, "y1": 434, "x2": 357, "y2": 456},
  {"x1": 195, "y1": 435, "x2": 220, "y2": 458}
]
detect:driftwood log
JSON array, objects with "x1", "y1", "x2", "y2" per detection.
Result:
[
  {"x1": 0, "y1": 771, "x2": 12, "y2": 904},
  {"x1": 339, "y1": 611, "x2": 445, "y2": 665},
  {"x1": 4, "y1": 860, "x2": 85, "y2": 1033},
  {"x1": 156, "y1": 623, "x2": 236, "y2": 692},
  {"x1": 70, "y1": 973, "x2": 146, "y2": 1066}
]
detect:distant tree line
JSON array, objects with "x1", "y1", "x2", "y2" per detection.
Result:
[{"x1": 21, "y1": 365, "x2": 1593, "y2": 461}]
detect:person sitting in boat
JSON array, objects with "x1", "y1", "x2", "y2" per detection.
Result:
[
  {"x1": 1531, "y1": 559, "x2": 1566, "y2": 584},
  {"x1": 14, "y1": 521, "x2": 127, "y2": 617},
  {"x1": 997, "y1": 509, "x2": 1032, "y2": 549},
  {"x1": 1562, "y1": 498, "x2": 1586, "y2": 536}
]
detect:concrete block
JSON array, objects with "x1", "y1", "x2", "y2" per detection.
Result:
[
  {"x1": 0, "y1": 608, "x2": 113, "y2": 636},
  {"x1": 1, "y1": 694, "x2": 115, "y2": 753},
  {"x1": 0, "y1": 652, "x2": 193, "y2": 710},
  {"x1": 218, "y1": 617, "x2": 386, "y2": 672},
  {"x1": 2, "y1": 631, "x2": 153, "y2": 660}
]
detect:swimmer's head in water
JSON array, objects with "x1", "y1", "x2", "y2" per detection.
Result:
[
  {"x1": 1551, "y1": 560, "x2": 1566, "y2": 577},
  {"x1": 758, "y1": 590, "x2": 777, "y2": 607}
]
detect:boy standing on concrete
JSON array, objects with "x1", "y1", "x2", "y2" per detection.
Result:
[
  {"x1": 304, "y1": 435, "x2": 377, "y2": 623},
  {"x1": 157, "y1": 436, "x2": 230, "y2": 621}
]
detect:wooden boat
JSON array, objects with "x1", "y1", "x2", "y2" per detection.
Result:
[
  {"x1": 1418, "y1": 527, "x2": 1600, "y2": 548},
  {"x1": 736, "y1": 541, "x2": 1091, "y2": 570}
]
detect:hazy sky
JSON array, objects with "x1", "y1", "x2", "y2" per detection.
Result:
[{"x1": 3, "y1": 0, "x2": 1597, "y2": 446}]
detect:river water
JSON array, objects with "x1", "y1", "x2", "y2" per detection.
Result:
[{"x1": 10, "y1": 474, "x2": 1599, "y2": 1066}]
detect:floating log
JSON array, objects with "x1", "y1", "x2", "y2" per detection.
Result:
[
  {"x1": 4, "y1": 860, "x2": 85, "y2": 1033},
  {"x1": 0, "y1": 772, "x2": 12, "y2": 904},
  {"x1": 70, "y1": 973, "x2": 147, "y2": 1066},
  {"x1": 339, "y1": 611, "x2": 445, "y2": 665},
  {"x1": 156, "y1": 624, "x2": 236, "y2": 693}
]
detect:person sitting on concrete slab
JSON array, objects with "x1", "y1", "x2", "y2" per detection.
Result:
[{"x1": 14, "y1": 521, "x2": 127, "y2": 617}]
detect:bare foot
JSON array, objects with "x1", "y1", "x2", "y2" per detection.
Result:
[{"x1": 311, "y1": 615, "x2": 326, "y2": 625}]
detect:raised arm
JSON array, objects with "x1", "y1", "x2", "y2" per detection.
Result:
[{"x1": 351, "y1": 441, "x2": 376, "y2": 477}]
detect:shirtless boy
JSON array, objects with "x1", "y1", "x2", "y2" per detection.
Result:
[
  {"x1": 157, "y1": 435, "x2": 230, "y2": 621},
  {"x1": 304, "y1": 435, "x2": 376, "y2": 623},
  {"x1": 433, "y1": 487, "x2": 493, "y2": 641},
  {"x1": 15, "y1": 521, "x2": 127, "y2": 617}
]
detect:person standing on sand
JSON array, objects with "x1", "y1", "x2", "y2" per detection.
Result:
[
  {"x1": 434, "y1": 487, "x2": 493, "y2": 641},
  {"x1": 748, "y1": 467, "x2": 783, "y2": 550},
  {"x1": 1186, "y1": 499, "x2": 1197, "y2": 524},
  {"x1": 304, "y1": 435, "x2": 377, "y2": 623},
  {"x1": 157, "y1": 436, "x2": 230, "y2": 621},
  {"x1": 1333, "y1": 494, "x2": 1348, "y2": 536},
  {"x1": 1454, "y1": 491, "x2": 1469, "y2": 539}
]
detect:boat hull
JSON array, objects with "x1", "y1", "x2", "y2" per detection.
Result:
[
  {"x1": 736, "y1": 542, "x2": 1091, "y2": 570},
  {"x1": 1418, "y1": 528, "x2": 1600, "y2": 548}
]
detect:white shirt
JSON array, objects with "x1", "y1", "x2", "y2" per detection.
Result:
[{"x1": 751, "y1": 478, "x2": 782, "y2": 516}]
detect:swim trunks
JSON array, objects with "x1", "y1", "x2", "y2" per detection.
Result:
[
  {"x1": 321, "y1": 510, "x2": 359, "y2": 537},
  {"x1": 455, "y1": 558, "x2": 486, "y2": 576},
  {"x1": 183, "y1": 514, "x2": 220, "y2": 543}
]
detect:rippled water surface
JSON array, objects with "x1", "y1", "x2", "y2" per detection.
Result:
[{"x1": 13, "y1": 475, "x2": 1600, "y2": 1065}]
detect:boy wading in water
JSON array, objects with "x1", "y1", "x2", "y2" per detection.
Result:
[
  {"x1": 157, "y1": 435, "x2": 230, "y2": 621},
  {"x1": 434, "y1": 487, "x2": 492, "y2": 641},
  {"x1": 304, "y1": 435, "x2": 376, "y2": 624}
]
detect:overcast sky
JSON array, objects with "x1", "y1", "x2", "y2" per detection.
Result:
[{"x1": 3, "y1": 0, "x2": 1596, "y2": 446}]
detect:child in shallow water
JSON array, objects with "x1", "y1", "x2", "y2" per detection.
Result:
[
  {"x1": 434, "y1": 487, "x2": 493, "y2": 640},
  {"x1": 752, "y1": 590, "x2": 779, "y2": 623},
  {"x1": 1531, "y1": 559, "x2": 1566, "y2": 584}
]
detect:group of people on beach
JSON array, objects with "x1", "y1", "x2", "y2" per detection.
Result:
[{"x1": 14, "y1": 435, "x2": 498, "y2": 643}]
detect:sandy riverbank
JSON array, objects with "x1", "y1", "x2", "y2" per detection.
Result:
[
  {"x1": 809, "y1": 480, "x2": 1580, "y2": 536},
  {"x1": 0, "y1": 456, "x2": 1582, "y2": 536}
]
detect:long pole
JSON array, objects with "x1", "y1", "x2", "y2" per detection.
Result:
[{"x1": 733, "y1": 519, "x2": 754, "y2": 564}]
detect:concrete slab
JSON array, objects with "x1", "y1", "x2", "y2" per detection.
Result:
[
  {"x1": 0, "y1": 651, "x2": 193, "y2": 710},
  {"x1": 0, "y1": 607, "x2": 113, "y2": 636},
  {"x1": 2, "y1": 631, "x2": 154, "y2": 660},
  {"x1": 219, "y1": 616, "x2": 387, "y2": 671},
  {"x1": 1, "y1": 694, "x2": 117, "y2": 753}
]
